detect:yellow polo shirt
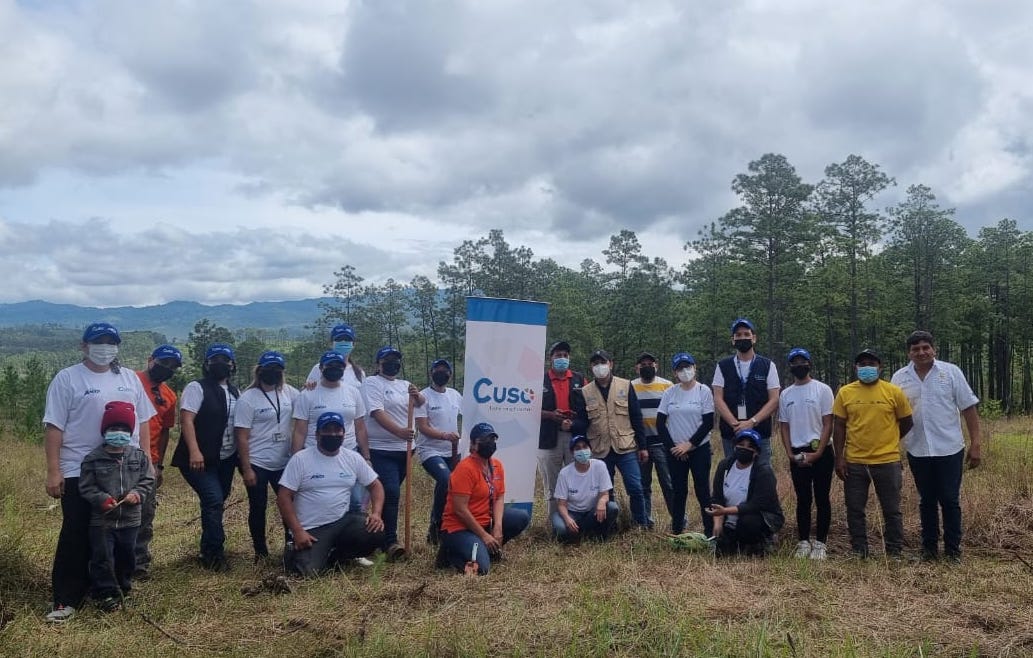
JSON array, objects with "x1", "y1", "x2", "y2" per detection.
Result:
[{"x1": 832, "y1": 379, "x2": 913, "y2": 464}]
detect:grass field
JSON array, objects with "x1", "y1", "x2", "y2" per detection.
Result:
[{"x1": 1, "y1": 421, "x2": 1031, "y2": 657}]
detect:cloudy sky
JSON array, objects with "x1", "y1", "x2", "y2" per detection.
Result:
[{"x1": 1, "y1": 0, "x2": 1031, "y2": 307}]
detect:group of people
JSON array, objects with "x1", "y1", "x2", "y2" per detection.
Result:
[{"x1": 41, "y1": 317, "x2": 983, "y2": 623}]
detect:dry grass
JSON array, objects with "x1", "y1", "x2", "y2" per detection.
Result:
[{"x1": 1, "y1": 419, "x2": 1031, "y2": 657}]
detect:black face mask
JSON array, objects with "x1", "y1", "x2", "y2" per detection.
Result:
[
  {"x1": 323, "y1": 366, "x2": 345, "y2": 382},
  {"x1": 148, "y1": 364, "x2": 175, "y2": 384},
  {"x1": 476, "y1": 440, "x2": 497, "y2": 459},
  {"x1": 790, "y1": 365, "x2": 811, "y2": 380},
  {"x1": 381, "y1": 360, "x2": 402, "y2": 377},
  {"x1": 734, "y1": 339, "x2": 754, "y2": 353},
  {"x1": 734, "y1": 447, "x2": 756, "y2": 465},
  {"x1": 259, "y1": 369, "x2": 283, "y2": 386},
  {"x1": 318, "y1": 434, "x2": 345, "y2": 453},
  {"x1": 207, "y1": 362, "x2": 232, "y2": 380},
  {"x1": 431, "y1": 371, "x2": 450, "y2": 387},
  {"x1": 639, "y1": 365, "x2": 656, "y2": 381}
]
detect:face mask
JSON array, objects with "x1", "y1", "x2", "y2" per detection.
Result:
[
  {"x1": 573, "y1": 448, "x2": 592, "y2": 464},
  {"x1": 734, "y1": 447, "x2": 756, "y2": 465},
  {"x1": 734, "y1": 339, "x2": 753, "y2": 353},
  {"x1": 476, "y1": 440, "x2": 497, "y2": 459},
  {"x1": 207, "y1": 362, "x2": 232, "y2": 380},
  {"x1": 104, "y1": 430, "x2": 132, "y2": 448},
  {"x1": 551, "y1": 357, "x2": 570, "y2": 372},
  {"x1": 431, "y1": 371, "x2": 450, "y2": 387},
  {"x1": 148, "y1": 363, "x2": 175, "y2": 384},
  {"x1": 87, "y1": 344, "x2": 119, "y2": 366},
  {"x1": 259, "y1": 369, "x2": 283, "y2": 386},
  {"x1": 677, "y1": 368, "x2": 696, "y2": 383},
  {"x1": 638, "y1": 365, "x2": 656, "y2": 381},
  {"x1": 318, "y1": 434, "x2": 345, "y2": 453},
  {"x1": 333, "y1": 341, "x2": 354, "y2": 357},
  {"x1": 857, "y1": 366, "x2": 880, "y2": 383},
  {"x1": 592, "y1": 363, "x2": 610, "y2": 379},
  {"x1": 323, "y1": 366, "x2": 345, "y2": 382},
  {"x1": 790, "y1": 365, "x2": 811, "y2": 380},
  {"x1": 381, "y1": 360, "x2": 402, "y2": 377}
]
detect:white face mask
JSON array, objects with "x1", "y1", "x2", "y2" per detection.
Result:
[
  {"x1": 591, "y1": 363, "x2": 610, "y2": 379},
  {"x1": 677, "y1": 367, "x2": 696, "y2": 383},
  {"x1": 87, "y1": 343, "x2": 119, "y2": 366}
]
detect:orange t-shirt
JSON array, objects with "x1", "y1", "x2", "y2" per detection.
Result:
[
  {"x1": 441, "y1": 455, "x2": 506, "y2": 534},
  {"x1": 136, "y1": 370, "x2": 178, "y2": 465},
  {"x1": 548, "y1": 368, "x2": 573, "y2": 414}
]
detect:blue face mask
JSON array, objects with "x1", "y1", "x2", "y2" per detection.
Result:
[
  {"x1": 104, "y1": 430, "x2": 132, "y2": 448},
  {"x1": 573, "y1": 448, "x2": 592, "y2": 464},
  {"x1": 857, "y1": 366, "x2": 880, "y2": 383},
  {"x1": 333, "y1": 341, "x2": 354, "y2": 357},
  {"x1": 552, "y1": 357, "x2": 569, "y2": 372}
]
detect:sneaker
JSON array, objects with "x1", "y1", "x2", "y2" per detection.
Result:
[
  {"x1": 386, "y1": 543, "x2": 407, "y2": 561},
  {"x1": 44, "y1": 605, "x2": 76, "y2": 623},
  {"x1": 132, "y1": 569, "x2": 151, "y2": 581},
  {"x1": 795, "y1": 540, "x2": 812, "y2": 558},
  {"x1": 809, "y1": 541, "x2": 828, "y2": 560},
  {"x1": 198, "y1": 554, "x2": 230, "y2": 572},
  {"x1": 97, "y1": 596, "x2": 121, "y2": 613},
  {"x1": 945, "y1": 552, "x2": 962, "y2": 565},
  {"x1": 352, "y1": 557, "x2": 375, "y2": 567}
]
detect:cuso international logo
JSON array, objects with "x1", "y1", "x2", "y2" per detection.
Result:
[{"x1": 471, "y1": 377, "x2": 537, "y2": 411}]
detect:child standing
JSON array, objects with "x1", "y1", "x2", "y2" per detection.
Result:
[{"x1": 79, "y1": 401, "x2": 155, "y2": 611}]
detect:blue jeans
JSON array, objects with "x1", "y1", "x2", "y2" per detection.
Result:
[
  {"x1": 244, "y1": 465, "x2": 283, "y2": 555},
  {"x1": 551, "y1": 501, "x2": 619, "y2": 543},
  {"x1": 350, "y1": 447, "x2": 367, "y2": 514},
  {"x1": 604, "y1": 450, "x2": 649, "y2": 526},
  {"x1": 722, "y1": 434, "x2": 772, "y2": 466},
  {"x1": 369, "y1": 449, "x2": 409, "y2": 548},
  {"x1": 421, "y1": 456, "x2": 455, "y2": 529},
  {"x1": 669, "y1": 442, "x2": 713, "y2": 536},
  {"x1": 439, "y1": 508, "x2": 530, "y2": 575},
  {"x1": 179, "y1": 456, "x2": 237, "y2": 560},
  {"x1": 88, "y1": 525, "x2": 138, "y2": 598},
  {"x1": 907, "y1": 449, "x2": 964, "y2": 557},
  {"x1": 640, "y1": 443, "x2": 675, "y2": 527}
]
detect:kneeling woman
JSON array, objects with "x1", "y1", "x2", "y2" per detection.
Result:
[
  {"x1": 438, "y1": 423, "x2": 530, "y2": 575},
  {"x1": 707, "y1": 429, "x2": 784, "y2": 556},
  {"x1": 552, "y1": 435, "x2": 619, "y2": 543}
]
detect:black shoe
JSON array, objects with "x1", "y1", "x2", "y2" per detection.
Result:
[
  {"x1": 386, "y1": 543, "x2": 407, "y2": 562},
  {"x1": 199, "y1": 554, "x2": 230, "y2": 572},
  {"x1": 132, "y1": 569, "x2": 151, "y2": 581},
  {"x1": 97, "y1": 596, "x2": 121, "y2": 613},
  {"x1": 945, "y1": 552, "x2": 962, "y2": 565}
]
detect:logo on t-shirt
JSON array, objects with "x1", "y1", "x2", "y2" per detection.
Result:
[
  {"x1": 309, "y1": 474, "x2": 325, "y2": 480},
  {"x1": 83, "y1": 388, "x2": 100, "y2": 397}
]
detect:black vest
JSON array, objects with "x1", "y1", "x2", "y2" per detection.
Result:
[
  {"x1": 171, "y1": 378, "x2": 239, "y2": 470},
  {"x1": 717, "y1": 355, "x2": 774, "y2": 440}
]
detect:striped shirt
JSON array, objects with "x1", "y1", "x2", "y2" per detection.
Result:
[{"x1": 631, "y1": 377, "x2": 673, "y2": 443}]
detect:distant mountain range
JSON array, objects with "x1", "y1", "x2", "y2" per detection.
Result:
[{"x1": 0, "y1": 298, "x2": 333, "y2": 341}]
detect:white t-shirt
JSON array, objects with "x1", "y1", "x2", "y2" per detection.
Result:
[
  {"x1": 43, "y1": 363, "x2": 157, "y2": 478},
  {"x1": 554, "y1": 459, "x2": 613, "y2": 513},
  {"x1": 181, "y1": 381, "x2": 238, "y2": 460},
  {"x1": 711, "y1": 356, "x2": 781, "y2": 390},
  {"x1": 305, "y1": 362, "x2": 364, "y2": 389},
  {"x1": 778, "y1": 379, "x2": 834, "y2": 448},
  {"x1": 657, "y1": 383, "x2": 715, "y2": 445},
  {"x1": 363, "y1": 375, "x2": 414, "y2": 452},
  {"x1": 891, "y1": 360, "x2": 980, "y2": 457},
  {"x1": 723, "y1": 463, "x2": 752, "y2": 528},
  {"x1": 234, "y1": 385, "x2": 300, "y2": 470},
  {"x1": 279, "y1": 447, "x2": 378, "y2": 530},
  {"x1": 291, "y1": 383, "x2": 366, "y2": 451},
  {"x1": 414, "y1": 387, "x2": 463, "y2": 462}
]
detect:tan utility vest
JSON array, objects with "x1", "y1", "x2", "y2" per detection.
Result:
[{"x1": 581, "y1": 377, "x2": 637, "y2": 457}]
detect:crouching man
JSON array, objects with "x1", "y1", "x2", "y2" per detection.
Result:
[{"x1": 277, "y1": 412, "x2": 385, "y2": 576}]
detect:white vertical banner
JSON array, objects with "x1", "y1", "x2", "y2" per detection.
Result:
[{"x1": 461, "y1": 297, "x2": 548, "y2": 515}]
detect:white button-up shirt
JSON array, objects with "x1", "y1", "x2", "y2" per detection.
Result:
[{"x1": 890, "y1": 360, "x2": 979, "y2": 457}]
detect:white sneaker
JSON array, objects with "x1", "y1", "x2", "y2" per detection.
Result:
[
  {"x1": 352, "y1": 557, "x2": 375, "y2": 567},
  {"x1": 794, "y1": 540, "x2": 812, "y2": 558},
  {"x1": 45, "y1": 605, "x2": 76, "y2": 623},
  {"x1": 809, "y1": 541, "x2": 828, "y2": 560}
]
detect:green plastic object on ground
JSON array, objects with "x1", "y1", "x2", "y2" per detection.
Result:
[{"x1": 666, "y1": 532, "x2": 714, "y2": 552}]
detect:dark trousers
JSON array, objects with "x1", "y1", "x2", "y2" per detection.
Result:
[
  {"x1": 790, "y1": 449, "x2": 834, "y2": 543},
  {"x1": 907, "y1": 450, "x2": 964, "y2": 557},
  {"x1": 88, "y1": 525, "x2": 138, "y2": 598},
  {"x1": 369, "y1": 449, "x2": 409, "y2": 547},
  {"x1": 439, "y1": 508, "x2": 530, "y2": 575},
  {"x1": 640, "y1": 443, "x2": 675, "y2": 527},
  {"x1": 716, "y1": 513, "x2": 771, "y2": 557},
  {"x1": 844, "y1": 461, "x2": 903, "y2": 556},
  {"x1": 134, "y1": 480, "x2": 157, "y2": 574},
  {"x1": 179, "y1": 456, "x2": 237, "y2": 560},
  {"x1": 551, "y1": 501, "x2": 619, "y2": 543},
  {"x1": 244, "y1": 465, "x2": 284, "y2": 556},
  {"x1": 289, "y1": 513, "x2": 384, "y2": 577},
  {"x1": 51, "y1": 477, "x2": 92, "y2": 607},
  {"x1": 668, "y1": 443, "x2": 714, "y2": 536},
  {"x1": 421, "y1": 455, "x2": 455, "y2": 529}
]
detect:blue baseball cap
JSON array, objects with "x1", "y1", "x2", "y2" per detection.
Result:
[
  {"x1": 205, "y1": 343, "x2": 235, "y2": 361},
  {"x1": 568, "y1": 434, "x2": 590, "y2": 452},
  {"x1": 320, "y1": 350, "x2": 345, "y2": 367},
  {"x1": 316, "y1": 411, "x2": 345, "y2": 431},
  {"x1": 82, "y1": 322, "x2": 121, "y2": 344},
  {"x1": 376, "y1": 346, "x2": 402, "y2": 362},
  {"x1": 151, "y1": 344, "x2": 182, "y2": 365},
  {"x1": 671, "y1": 352, "x2": 696, "y2": 369},
  {"x1": 787, "y1": 348, "x2": 812, "y2": 363},
  {"x1": 734, "y1": 428, "x2": 763, "y2": 450},
  {"x1": 431, "y1": 358, "x2": 452, "y2": 372},
  {"x1": 331, "y1": 323, "x2": 355, "y2": 341},
  {"x1": 258, "y1": 350, "x2": 286, "y2": 368},
  {"x1": 470, "y1": 422, "x2": 498, "y2": 441},
  {"x1": 731, "y1": 318, "x2": 755, "y2": 335}
]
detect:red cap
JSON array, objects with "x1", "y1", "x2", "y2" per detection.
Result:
[{"x1": 101, "y1": 401, "x2": 136, "y2": 435}]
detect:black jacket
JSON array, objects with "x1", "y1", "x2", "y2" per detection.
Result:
[
  {"x1": 171, "y1": 377, "x2": 239, "y2": 470},
  {"x1": 711, "y1": 456, "x2": 785, "y2": 534},
  {"x1": 539, "y1": 370, "x2": 586, "y2": 449}
]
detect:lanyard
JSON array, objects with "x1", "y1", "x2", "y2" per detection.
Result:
[
  {"x1": 736, "y1": 357, "x2": 754, "y2": 404},
  {"x1": 260, "y1": 387, "x2": 281, "y2": 423}
]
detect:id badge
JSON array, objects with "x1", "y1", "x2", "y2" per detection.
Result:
[
  {"x1": 273, "y1": 432, "x2": 285, "y2": 443},
  {"x1": 737, "y1": 404, "x2": 747, "y2": 420}
]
